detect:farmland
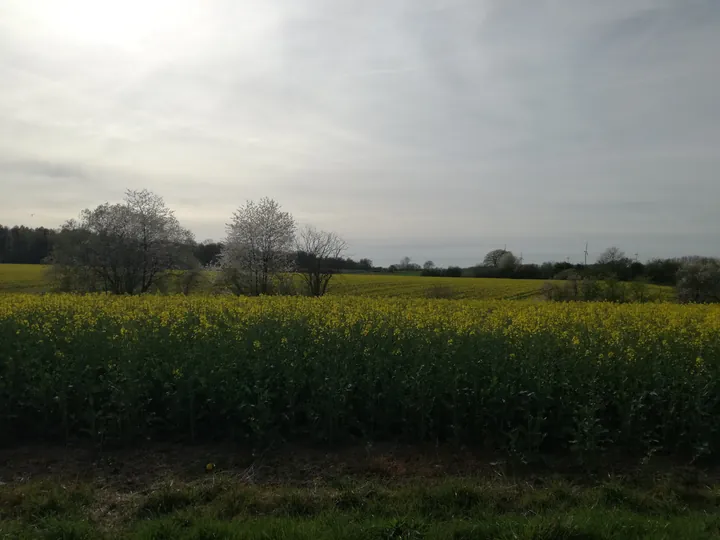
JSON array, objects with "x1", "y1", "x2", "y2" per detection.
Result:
[
  {"x1": 2, "y1": 294, "x2": 718, "y2": 456},
  {"x1": 0, "y1": 263, "x2": 548, "y2": 298},
  {"x1": 0, "y1": 264, "x2": 47, "y2": 293},
  {"x1": 0, "y1": 263, "x2": 674, "y2": 300},
  {"x1": 0, "y1": 271, "x2": 713, "y2": 538},
  {"x1": 326, "y1": 273, "x2": 545, "y2": 299}
]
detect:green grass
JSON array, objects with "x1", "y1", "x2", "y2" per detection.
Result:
[
  {"x1": 326, "y1": 273, "x2": 546, "y2": 299},
  {"x1": 1, "y1": 455, "x2": 719, "y2": 540},
  {"x1": 0, "y1": 264, "x2": 47, "y2": 293}
]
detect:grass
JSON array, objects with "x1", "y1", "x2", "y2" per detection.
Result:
[
  {"x1": 0, "y1": 264, "x2": 47, "y2": 293},
  {"x1": 326, "y1": 273, "x2": 546, "y2": 299},
  {"x1": 0, "y1": 444, "x2": 719, "y2": 539}
]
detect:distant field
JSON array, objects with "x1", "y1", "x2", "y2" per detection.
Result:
[
  {"x1": 326, "y1": 273, "x2": 544, "y2": 299},
  {"x1": 0, "y1": 264, "x2": 672, "y2": 300},
  {"x1": 0, "y1": 264, "x2": 546, "y2": 299},
  {"x1": 0, "y1": 264, "x2": 47, "y2": 293}
]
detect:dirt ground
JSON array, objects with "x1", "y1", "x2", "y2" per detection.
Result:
[{"x1": 1, "y1": 442, "x2": 716, "y2": 489}]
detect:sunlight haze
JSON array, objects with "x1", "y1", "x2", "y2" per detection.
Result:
[{"x1": 1, "y1": 0, "x2": 718, "y2": 265}]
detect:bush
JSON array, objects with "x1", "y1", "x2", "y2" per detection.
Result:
[
  {"x1": 445, "y1": 266, "x2": 463, "y2": 278},
  {"x1": 554, "y1": 269, "x2": 582, "y2": 281},
  {"x1": 676, "y1": 260, "x2": 720, "y2": 303},
  {"x1": 645, "y1": 258, "x2": 682, "y2": 285},
  {"x1": 421, "y1": 267, "x2": 464, "y2": 278},
  {"x1": 544, "y1": 278, "x2": 653, "y2": 304}
]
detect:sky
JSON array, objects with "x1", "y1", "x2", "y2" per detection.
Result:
[{"x1": 1, "y1": 0, "x2": 718, "y2": 266}]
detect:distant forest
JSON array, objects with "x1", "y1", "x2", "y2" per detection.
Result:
[{"x1": 0, "y1": 223, "x2": 696, "y2": 286}]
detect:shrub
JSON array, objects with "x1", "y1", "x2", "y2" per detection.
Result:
[{"x1": 676, "y1": 260, "x2": 720, "y2": 303}]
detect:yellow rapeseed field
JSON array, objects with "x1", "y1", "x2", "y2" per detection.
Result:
[{"x1": 1, "y1": 294, "x2": 718, "y2": 457}]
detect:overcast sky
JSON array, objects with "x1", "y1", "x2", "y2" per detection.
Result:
[{"x1": 1, "y1": 0, "x2": 718, "y2": 265}]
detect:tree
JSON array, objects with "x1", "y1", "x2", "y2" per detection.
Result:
[
  {"x1": 397, "y1": 256, "x2": 420, "y2": 271},
  {"x1": 497, "y1": 251, "x2": 518, "y2": 271},
  {"x1": 194, "y1": 240, "x2": 224, "y2": 267},
  {"x1": 220, "y1": 198, "x2": 296, "y2": 296},
  {"x1": 0, "y1": 225, "x2": 55, "y2": 264},
  {"x1": 423, "y1": 260, "x2": 435, "y2": 271},
  {"x1": 676, "y1": 259, "x2": 720, "y2": 303},
  {"x1": 296, "y1": 225, "x2": 348, "y2": 296},
  {"x1": 50, "y1": 189, "x2": 195, "y2": 294},
  {"x1": 645, "y1": 258, "x2": 682, "y2": 285},
  {"x1": 445, "y1": 266, "x2": 463, "y2": 277},
  {"x1": 483, "y1": 249, "x2": 510, "y2": 268},
  {"x1": 358, "y1": 258, "x2": 373, "y2": 271},
  {"x1": 597, "y1": 247, "x2": 626, "y2": 265}
]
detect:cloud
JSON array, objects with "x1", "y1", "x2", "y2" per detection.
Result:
[
  {"x1": 0, "y1": 158, "x2": 89, "y2": 180},
  {"x1": 0, "y1": 0, "x2": 719, "y2": 263}
]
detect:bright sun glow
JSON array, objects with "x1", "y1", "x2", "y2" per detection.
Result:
[{"x1": 23, "y1": 0, "x2": 196, "y2": 51}]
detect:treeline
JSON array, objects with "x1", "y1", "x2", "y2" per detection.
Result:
[
  {"x1": 0, "y1": 223, "x2": 709, "y2": 290},
  {"x1": 0, "y1": 225, "x2": 376, "y2": 272},
  {"x1": 0, "y1": 225, "x2": 55, "y2": 264},
  {"x1": 0, "y1": 224, "x2": 223, "y2": 267},
  {"x1": 388, "y1": 249, "x2": 696, "y2": 287},
  {"x1": 297, "y1": 252, "x2": 374, "y2": 272}
]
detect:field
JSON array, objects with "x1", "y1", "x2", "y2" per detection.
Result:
[
  {"x1": 0, "y1": 263, "x2": 547, "y2": 298},
  {"x1": 2, "y1": 294, "x2": 718, "y2": 457},
  {"x1": 0, "y1": 264, "x2": 674, "y2": 300},
  {"x1": 0, "y1": 264, "x2": 48, "y2": 293},
  {"x1": 0, "y1": 273, "x2": 710, "y2": 538},
  {"x1": 325, "y1": 273, "x2": 545, "y2": 299}
]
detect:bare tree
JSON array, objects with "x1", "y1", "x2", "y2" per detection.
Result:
[
  {"x1": 220, "y1": 198, "x2": 296, "y2": 296},
  {"x1": 296, "y1": 225, "x2": 348, "y2": 296},
  {"x1": 423, "y1": 260, "x2": 436, "y2": 271},
  {"x1": 49, "y1": 189, "x2": 195, "y2": 294},
  {"x1": 397, "y1": 256, "x2": 420, "y2": 271},
  {"x1": 483, "y1": 249, "x2": 510, "y2": 268},
  {"x1": 596, "y1": 247, "x2": 626, "y2": 265}
]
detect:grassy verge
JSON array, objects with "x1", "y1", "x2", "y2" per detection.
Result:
[{"x1": 1, "y1": 444, "x2": 719, "y2": 539}]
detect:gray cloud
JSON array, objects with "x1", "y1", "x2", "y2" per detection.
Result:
[{"x1": 1, "y1": 0, "x2": 719, "y2": 265}]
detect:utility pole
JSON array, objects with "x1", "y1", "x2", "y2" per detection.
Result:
[{"x1": 584, "y1": 242, "x2": 589, "y2": 266}]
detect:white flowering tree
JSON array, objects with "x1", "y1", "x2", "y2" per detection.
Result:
[{"x1": 220, "y1": 198, "x2": 296, "y2": 295}]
